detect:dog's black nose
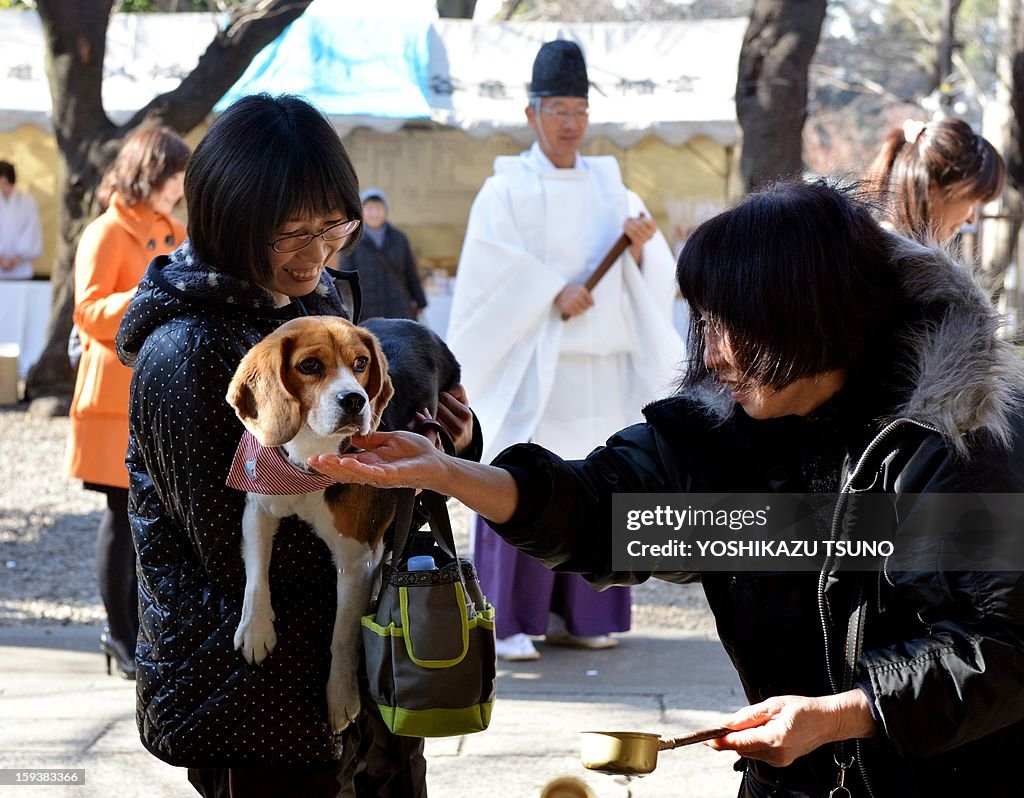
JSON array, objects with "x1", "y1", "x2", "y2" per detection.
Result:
[{"x1": 338, "y1": 392, "x2": 366, "y2": 415}]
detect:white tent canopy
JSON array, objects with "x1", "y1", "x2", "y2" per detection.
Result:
[
  {"x1": 422, "y1": 19, "x2": 745, "y2": 146},
  {"x1": 0, "y1": 9, "x2": 744, "y2": 148},
  {"x1": 2, "y1": 11, "x2": 222, "y2": 132}
]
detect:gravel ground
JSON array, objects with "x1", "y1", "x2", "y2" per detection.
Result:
[{"x1": 0, "y1": 405, "x2": 716, "y2": 635}]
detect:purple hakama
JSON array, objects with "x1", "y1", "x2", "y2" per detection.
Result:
[{"x1": 474, "y1": 516, "x2": 631, "y2": 638}]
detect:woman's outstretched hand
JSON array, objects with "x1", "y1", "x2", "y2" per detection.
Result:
[
  {"x1": 308, "y1": 431, "x2": 451, "y2": 492},
  {"x1": 308, "y1": 430, "x2": 521, "y2": 524}
]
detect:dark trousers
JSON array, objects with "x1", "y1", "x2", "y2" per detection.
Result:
[
  {"x1": 93, "y1": 485, "x2": 138, "y2": 653},
  {"x1": 187, "y1": 765, "x2": 346, "y2": 798},
  {"x1": 187, "y1": 707, "x2": 427, "y2": 798}
]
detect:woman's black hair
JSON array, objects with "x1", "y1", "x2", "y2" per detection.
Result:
[
  {"x1": 184, "y1": 94, "x2": 362, "y2": 287},
  {"x1": 677, "y1": 178, "x2": 901, "y2": 391}
]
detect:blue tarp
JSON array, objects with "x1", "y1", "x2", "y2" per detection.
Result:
[{"x1": 216, "y1": 17, "x2": 433, "y2": 119}]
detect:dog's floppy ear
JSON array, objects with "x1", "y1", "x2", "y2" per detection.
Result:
[
  {"x1": 359, "y1": 329, "x2": 394, "y2": 431},
  {"x1": 226, "y1": 332, "x2": 304, "y2": 447}
]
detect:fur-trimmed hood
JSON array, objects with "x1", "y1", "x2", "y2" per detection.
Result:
[
  {"x1": 677, "y1": 233, "x2": 1024, "y2": 452},
  {"x1": 885, "y1": 234, "x2": 1024, "y2": 449}
]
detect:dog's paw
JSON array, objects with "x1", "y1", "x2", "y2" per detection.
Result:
[
  {"x1": 326, "y1": 667, "x2": 361, "y2": 732},
  {"x1": 233, "y1": 609, "x2": 277, "y2": 664}
]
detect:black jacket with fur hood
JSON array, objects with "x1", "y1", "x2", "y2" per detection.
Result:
[{"x1": 490, "y1": 236, "x2": 1024, "y2": 797}]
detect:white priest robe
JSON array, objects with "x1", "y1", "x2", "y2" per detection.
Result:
[
  {"x1": 448, "y1": 143, "x2": 683, "y2": 463},
  {"x1": 0, "y1": 187, "x2": 43, "y2": 280}
]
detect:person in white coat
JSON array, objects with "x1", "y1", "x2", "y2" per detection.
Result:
[
  {"x1": 0, "y1": 161, "x2": 43, "y2": 280},
  {"x1": 447, "y1": 40, "x2": 683, "y2": 661}
]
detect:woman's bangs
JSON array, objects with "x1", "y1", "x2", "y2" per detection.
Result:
[
  {"x1": 969, "y1": 153, "x2": 1006, "y2": 203},
  {"x1": 677, "y1": 220, "x2": 749, "y2": 328},
  {"x1": 279, "y1": 154, "x2": 353, "y2": 223}
]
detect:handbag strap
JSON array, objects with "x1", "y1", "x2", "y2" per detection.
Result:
[
  {"x1": 389, "y1": 416, "x2": 459, "y2": 563},
  {"x1": 386, "y1": 405, "x2": 463, "y2": 577},
  {"x1": 329, "y1": 267, "x2": 363, "y2": 324},
  {"x1": 390, "y1": 488, "x2": 460, "y2": 565},
  {"x1": 420, "y1": 489, "x2": 460, "y2": 563},
  {"x1": 370, "y1": 241, "x2": 416, "y2": 308},
  {"x1": 390, "y1": 487, "x2": 420, "y2": 563},
  {"x1": 412, "y1": 417, "x2": 456, "y2": 457},
  {"x1": 410, "y1": 418, "x2": 460, "y2": 565}
]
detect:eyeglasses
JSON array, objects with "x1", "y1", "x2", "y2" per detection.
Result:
[
  {"x1": 695, "y1": 314, "x2": 728, "y2": 343},
  {"x1": 538, "y1": 105, "x2": 590, "y2": 121},
  {"x1": 270, "y1": 219, "x2": 361, "y2": 253}
]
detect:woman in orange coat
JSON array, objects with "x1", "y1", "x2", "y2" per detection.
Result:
[{"x1": 65, "y1": 126, "x2": 189, "y2": 678}]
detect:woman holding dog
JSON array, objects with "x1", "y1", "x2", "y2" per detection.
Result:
[
  {"x1": 312, "y1": 179, "x2": 1024, "y2": 797},
  {"x1": 116, "y1": 95, "x2": 476, "y2": 797}
]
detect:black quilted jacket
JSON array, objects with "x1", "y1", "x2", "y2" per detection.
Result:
[{"x1": 117, "y1": 243, "x2": 362, "y2": 766}]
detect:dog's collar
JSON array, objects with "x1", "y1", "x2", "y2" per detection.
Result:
[{"x1": 226, "y1": 430, "x2": 337, "y2": 496}]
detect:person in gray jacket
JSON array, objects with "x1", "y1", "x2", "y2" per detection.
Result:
[
  {"x1": 309, "y1": 179, "x2": 1024, "y2": 797},
  {"x1": 338, "y1": 188, "x2": 427, "y2": 321}
]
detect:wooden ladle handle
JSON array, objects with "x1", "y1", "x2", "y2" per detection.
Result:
[
  {"x1": 560, "y1": 233, "x2": 632, "y2": 321},
  {"x1": 658, "y1": 726, "x2": 732, "y2": 750}
]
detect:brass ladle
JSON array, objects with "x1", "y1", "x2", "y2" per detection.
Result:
[{"x1": 580, "y1": 727, "x2": 731, "y2": 776}]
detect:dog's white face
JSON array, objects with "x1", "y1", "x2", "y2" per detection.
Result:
[
  {"x1": 226, "y1": 316, "x2": 395, "y2": 448},
  {"x1": 304, "y1": 344, "x2": 374, "y2": 440}
]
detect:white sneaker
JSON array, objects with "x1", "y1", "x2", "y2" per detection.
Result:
[
  {"x1": 544, "y1": 631, "x2": 619, "y2": 650},
  {"x1": 544, "y1": 613, "x2": 620, "y2": 650},
  {"x1": 495, "y1": 633, "x2": 540, "y2": 661}
]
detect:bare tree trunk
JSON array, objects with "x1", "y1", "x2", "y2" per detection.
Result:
[
  {"x1": 26, "y1": 0, "x2": 313, "y2": 414},
  {"x1": 735, "y1": 0, "x2": 827, "y2": 192},
  {"x1": 25, "y1": 0, "x2": 116, "y2": 415},
  {"x1": 1002, "y1": 0, "x2": 1024, "y2": 339},
  {"x1": 1008, "y1": 3, "x2": 1024, "y2": 196},
  {"x1": 437, "y1": 0, "x2": 477, "y2": 18},
  {"x1": 937, "y1": 0, "x2": 962, "y2": 111}
]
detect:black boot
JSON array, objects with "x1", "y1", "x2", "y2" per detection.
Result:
[{"x1": 100, "y1": 628, "x2": 137, "y2": 680}]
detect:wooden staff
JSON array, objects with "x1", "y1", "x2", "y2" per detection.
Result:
[{"x1": 560, "y1": 233, "x2": 631, "y2": 321}]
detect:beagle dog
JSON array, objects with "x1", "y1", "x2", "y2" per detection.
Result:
[{"x1": 225, "y1": 315, "x2": 395, "y2": 733}]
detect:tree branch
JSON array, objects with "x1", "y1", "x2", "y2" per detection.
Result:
[
  {"x1": 810, "y1": 64, "x2": 913, "y2": 105},
  {"x1": 895, "y1": 3, "x2": 938, "y2": 44},
  {"x1": 221, "y1": 0, "x2": 311, "y2": 41},
  {"x1": 951, "y1": 49, "x2": 988, "y2": 109},
  {"x1": 121, "y1": 0, "x2": 313, "y2": 134}
]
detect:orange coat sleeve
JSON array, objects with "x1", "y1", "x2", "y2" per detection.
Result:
[{"x1": 73, "y1": 219, "x2": 138, "y2": 344}]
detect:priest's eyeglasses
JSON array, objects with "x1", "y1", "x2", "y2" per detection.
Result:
[
  {"x1": 270, "y1": 219, "x2": 361, "y2": 253},
  {"x1": 538, "y1": 106, "x2": 590, "y2": 121}
]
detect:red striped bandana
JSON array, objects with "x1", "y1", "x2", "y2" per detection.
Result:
[{"x1": 226, "y1": 430, "x2": 336, "y2": 496}]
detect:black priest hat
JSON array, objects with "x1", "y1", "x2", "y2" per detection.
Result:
[{"x1": 529, "y1": 40, "x2": 589, "y2": 99}]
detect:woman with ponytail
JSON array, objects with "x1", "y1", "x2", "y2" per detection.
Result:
[{"x1": 867, "y1": 117, "x2": 1005, "y2": 243}]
